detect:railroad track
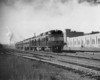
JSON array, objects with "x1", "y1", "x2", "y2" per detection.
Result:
[
  {"x1": 3, "y1": 48, "x2": 100, "y2": 79},
  {"x1": 5, "y1": 47, "x2": 100, "y2": 60},
  {"x1": 9, "y1": 49, "x2": 100, "y2": 61}
]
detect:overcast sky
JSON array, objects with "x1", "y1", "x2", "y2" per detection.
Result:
[{"x1": 0, "y1": 0, "x2": 100, "y2": 44}]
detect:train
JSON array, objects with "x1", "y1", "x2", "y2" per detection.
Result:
[
  {"x1": 15, "y1": 29, "x2": 100, "y2": 52},
  {"x1": 15, "y1": 30, "x2": 64, "y2": 52}
]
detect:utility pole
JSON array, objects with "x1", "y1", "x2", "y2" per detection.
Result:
[{"x1": 34, "y1": 33, "x2": 36, "y2": 37}]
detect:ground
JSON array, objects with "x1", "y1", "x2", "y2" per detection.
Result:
[{"x1": 0, "y1": 53, "x2": 95, "y2": 80}]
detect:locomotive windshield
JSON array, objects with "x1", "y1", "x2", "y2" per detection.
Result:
[{"x1": 50, "y1": 30, "x2": 63, "y2": 34}]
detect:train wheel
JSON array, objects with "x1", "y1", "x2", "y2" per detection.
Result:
[
  {"x1": 57, "y1": 47, "x2": 62, "y2": 53},
  {"x1": 30, "y1": 47, "x2": 33, "y2": 50},
  {"x1": 51, "y1": 47, "x2": 62, "y2": 53},
  {"x1": 34, "y1": 47, "x2": 37, "y2": 51},
  {"x1": 41, "y1": 47, "x2": 45, "y2": 51},
  {"x1": 51, "y1": 47, "x2": 56, "y2": 52}
]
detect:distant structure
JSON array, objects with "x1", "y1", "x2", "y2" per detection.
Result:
[
  {"x1": 64, "y1": 29, "x2": 100, "y2": 37},
  {"x1": 34, "y1": 33, "x2": 36, "y2": 37},
  {"x1": 64, "y1": 29, "x2": 84, "y2": 43},
  {"x1": 65, "y1": 29, "x2": 84, "y2": 37},
  {"x1": 90, "y1": 31, "x2": 99, "y2": 34},
  {"x1": 64, "y1": 29, "x2": 100, "y2": 42}
]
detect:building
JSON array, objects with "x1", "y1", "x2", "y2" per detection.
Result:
[
  {"x1": 64, "y1": 29, "x2": 84, "y2": 43},
  {"x1": 63, "y1": 29, "x2": 100, "y2": 50}
]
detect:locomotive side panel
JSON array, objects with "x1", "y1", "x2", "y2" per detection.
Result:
[
  {"x1": 15, "y1": 41, "x2": 23, "y2": 50},
  {"x1": 23, "y1": 38, "x2": 31, "y2": 50},
  {"x1": 39, "y1": 37, "x2": 47, "y2": 47},
  {"x1": 30, "y1": 37, "x2": 36, "y2": 50}
]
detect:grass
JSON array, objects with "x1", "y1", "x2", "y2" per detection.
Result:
[{"x1": 0, "y1": 53, "x2": 95, "y2": 80}]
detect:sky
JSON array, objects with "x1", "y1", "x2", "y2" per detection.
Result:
[{"x1": 0, "y1": 0, "x2": 100, "y2": 44}]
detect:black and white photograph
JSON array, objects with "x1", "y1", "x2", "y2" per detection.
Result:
[{"x1": 0, "y1": 0, "x2": 100, "y2": 80}]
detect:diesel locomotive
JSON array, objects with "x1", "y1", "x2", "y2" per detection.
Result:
[{"x1": 15, "y1": 30, "x2": 64, "y2": 52}]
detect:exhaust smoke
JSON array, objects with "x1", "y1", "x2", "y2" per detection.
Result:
[{"x1": 6, "y1": 26, "x2": 13, "y2": 46}]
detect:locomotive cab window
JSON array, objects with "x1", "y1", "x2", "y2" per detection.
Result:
[{"x1": 50, "y1": 30, "x2": 63, "y2": 34}]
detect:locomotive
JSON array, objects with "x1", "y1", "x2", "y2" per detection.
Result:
[{"x1": 15, "y1": 30, "x2": 64, "y2": 52}]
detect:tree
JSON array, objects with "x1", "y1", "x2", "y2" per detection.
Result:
[{"x1": 0, "y1": 43, "x2": 3, "y2": 49}]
